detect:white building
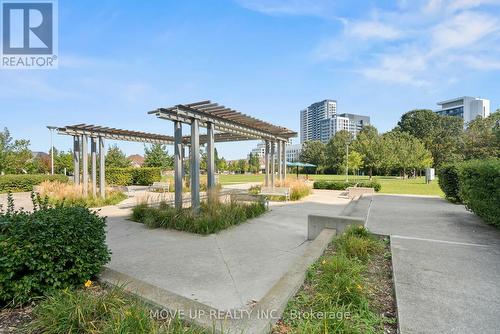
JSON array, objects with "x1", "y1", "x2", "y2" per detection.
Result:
[
  {"x1": 300, "y1": 99, "x2": 337, "y2": 143},
  {"x1": 286, "y1": 144, "x2": 302, "y2": 163},
  {"x1": 436, "y1": 96, "x2": 490, "y2": 124}
]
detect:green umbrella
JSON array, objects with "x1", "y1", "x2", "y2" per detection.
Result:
[{"x1": 286, "y1": 162, "x2": 317, "y2": 179}]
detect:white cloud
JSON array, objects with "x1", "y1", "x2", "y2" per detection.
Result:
[
  {"x1": 235, "y1": 0, "x2": 335, "y2": 17},
  {"x1": 348, "y1": 21, "x2": 403, "y2": 40}
]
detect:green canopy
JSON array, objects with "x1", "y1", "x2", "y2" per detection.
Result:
[{"x1": 286, "y1": 161, "x2": 317, "y2": 179}]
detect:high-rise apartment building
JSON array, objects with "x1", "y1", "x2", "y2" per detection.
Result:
[{"x1": 300, "y1": 99, "x2": 370, "y2": 143}]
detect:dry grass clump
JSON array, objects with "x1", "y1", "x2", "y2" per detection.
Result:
[{"x1": 37, "y1": 181, "x2": 127, "y2": 207}]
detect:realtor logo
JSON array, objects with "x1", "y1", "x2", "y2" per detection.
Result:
[{"x1": 1, "y1": 0, "x2": 58, "y2": 69}]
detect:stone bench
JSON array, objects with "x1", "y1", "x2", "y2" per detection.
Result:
[
  {"x1": 230, "y1": 193, "x2": 269, "y2": 209},
  {"x1": 148, "y1": 182, "x2": 170, "y2": 193},
  {"x1": 346, "y1": 186, "x2": 374, "y2": 199}
]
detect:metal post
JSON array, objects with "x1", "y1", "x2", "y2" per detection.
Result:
[
  {"x1": 282, "y1": 141, "x2": 287, "y2": 181},
  {"x1": 190, "y1": 119, "x2": 200, "y2": 213},
  {"x1": 73, "y1": 136, "x2": 80, "y2": 185},
  {"x1": 264, "y1": 140, "x2": 270, "y2": 187},
  {"x1": 49, "y1": 128, "x2": 54, "y2": 174},
  {"x1": 174, "y1": 121, "x2": 183, "y2": 210},
  {"x1": 99, "y1": 137, "x2": 106, "y2": 199},
  {"x1": 82, "y1": 135, "x2": 88, "y2": 195},
  {"x1": 277, "y1": 141, "x2": 282, "y2": 184},
  {"x1": 91, "y1": 137, "x2": 97, "y2": 197},
  {"x1": 345, "y1": 143, "x2": 349, "y2": 182},
  {"x1": 270, "y1": 141, "x2": 276, "y2": 187},
  {"x1": 207, "y1": 122, "x2": 215, "y2": 193}
]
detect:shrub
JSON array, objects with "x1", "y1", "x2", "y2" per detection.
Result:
[
  {"x1": 30, "y1": 286, "x2": 203, "y2": 334},
  {"x1": 0, "y1": 198, "x2": 111, "y2": 305},
  {"x1": 335, "y1": 225, "x2": 383, "y2": 262},
  {"x1": 438, "y1": 163, "x2": 462, "y2": 202},
  {"x1": 131, "y1": 199, "x2": 267, "y2": 235},
  {"x1": 357, "y1": 181, "x2": 382, "y2": 192},
  {"x1": 458, "y1": 159, "x2": 500, "y2": 227},
  {"x1": 0, "y1": 174, "x2": 68, "y2": 193},
  {"x1": 132, "y1": 167, "x2": 162, "y2": 186},
  {"x1": 106, "y1": 167, "x2": 161, "y2": 186}
]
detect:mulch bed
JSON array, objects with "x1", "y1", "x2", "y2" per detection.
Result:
[{"x1": 0, "y1": 305, "x2": 34, "y2": 333}]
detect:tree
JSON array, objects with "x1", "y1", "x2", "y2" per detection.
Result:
[
  {"x1": 325, "y1": 131, "x2": 354, "y2": 173},
  {"x1": 144, "y1": 143, "x2": 173, "y2": 169},
  {"x1": 382, "y1": 131, "x2": 432, "y2": 177},
  {"x1": 299, "y1": 141, "x2": 326, "y2": 170},
  {"x1": 247, "y1": 153, "x2": 260, "y2": 173},
  {"x1": 236, "y1": 159, "x2": 247, "y2": 173},
  {"x1": 217, "y1": 157, "x2": 228, "y2": 172},
  {"x1": 397, "y1": 109, "x2": 463, "y2": 167},
  {"x1": 351, "y1": 125, "x2": 382, "y2": 178},
  {"x1": 105, "y1": 145, "x2": 131, "y2": 168},
  {"x1": 0, "y1": 128, "x2": 32, "y2": 174},
  {"x1": 54, "y1": 149, "x2": 73, "y2": 174},
  {"x1": 347, "y1": 150, "x2": 364, "y2": 175},
  {"x1": 463, "y1": 111, "x2": 500, "y2": 159}
]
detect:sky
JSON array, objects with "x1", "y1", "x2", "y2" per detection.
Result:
[{"x1": 1, "y1": 0, "x2": 500, "y2": 160}]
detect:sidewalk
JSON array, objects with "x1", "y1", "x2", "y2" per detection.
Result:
[{"x1": 367, "y1": 195, "x2": 500, "y2": 334}]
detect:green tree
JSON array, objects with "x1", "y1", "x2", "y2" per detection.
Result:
[
  {"x1": 236, "y1": 159, "x2": 247, "y2": 173},
  {"x1": 144, "y1": 143, "x2": 173, "y2": 169},
  {"x1": 382, "y1": 131, "x2": 432, "y2": 177},
  {"x1": 54, "y1": 149, "x2": 73, "y2": 174},
  {"x1": 351, "y1": 125, "x2": 382, "y2": 178},
  {"x1": 105, "y1": 145, "x2": 131, "y2": 168},
  {"x1": 463, "y1": 111, "x2": 500, "y2": 159},
  {"x1": 397, "y1": 109, "x2": 463, "y2": 167},
  {"x1": 325, "y1": 131, "x2": 354, "y2": 173},
  {"x1": 217, "y1": 157, "x2": 228, "y2": 172},
  {"x1": 299, "y1": 141, "x2": 326, "y2": 170},
  {"x1": 247, "y1": 153, "x2": 260, "y2": 173},
  {"x1": 347, "y1": 150, "x2": 364, "y2": 175},
  {"x1": 0, "y1": 127, "x2": 33, "y2": 174}
]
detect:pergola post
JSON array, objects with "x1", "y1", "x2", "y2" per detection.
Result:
[
  {"x1": 91, "y1": 137, "x2": 97, "y2": 197},
  {"x1": 282, "y1": 141, "x2": 287, "y2": 181},
  {"x1": 264, "y1": 140, "x2": 270, "y2": 187},
  {"x1": 270, "y1": 141, "x2": 276, "y2": 187},
  {"x1": 206, "y1": 122, "x2": 216, "y2": 196},
  {"x1": 73, "y1": 135, "x2": 80, "y2": 185},
  {"x1": 277, "y1": 140, "x2": 282, "y2": 184},
  {"x1": 99, "y1": 136, "x2": 106, "y2": 199},
  {"x1": 82, "y1": 135, "x2": 88, "y2": 195},
  {"x1": 190, "y1": 119, "x2": 200, "y2": 213},
  {"x1": 174, "y1": 121, "x2": 183, "y2": 210}
]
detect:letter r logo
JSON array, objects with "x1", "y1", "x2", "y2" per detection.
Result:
[{"x1": 2, "y1": 1, "x2": 53, "y2": 54}]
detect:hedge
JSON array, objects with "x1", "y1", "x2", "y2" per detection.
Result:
[
  {"x1": 0, "y1": 199, "x2": 111, "y2": 305},
  {"x1": 438, "y1": 163, "x2": 461, "y2": 202},
  {"x1": 313, "y1": 180, "x2": 381, "y2": 192},
  {"x1": 0, "y1": 174, "x2": 68, "y2": 193},
  {"x1": 458, "y1": 159, "x2": 500, "y2": 227},
  {"x1": 105, "y1": 167, "x2": 161, "y2": 186}
]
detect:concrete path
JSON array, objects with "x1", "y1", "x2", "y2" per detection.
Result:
[
  {"x1": 367, "y1": 195, "x2": 500, "y2": 334},
  {"x1": 100, "y1": 189, "x2": 350, "y2": 311}
]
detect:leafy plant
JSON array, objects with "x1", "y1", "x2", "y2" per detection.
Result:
[
  {"x1": 0, "y1": 199, "x2": 110, "y2": 305},
  {"x1": 438, "y1": 163, "x2": 461, "y2": 202},
  {"x1": 106, "y1": 167, "x2": 161, "y2": 186},
  {"x1": 0, "y1": 174, "x2": 68, "y2": 193}
]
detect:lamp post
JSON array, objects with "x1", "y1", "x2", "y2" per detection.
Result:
[
  {"x1": 47, "y1": 126, "x2": 57, "y2": 175},
  {"x1": 345, "y1": 142, "x2": 349, "y2": 182}
]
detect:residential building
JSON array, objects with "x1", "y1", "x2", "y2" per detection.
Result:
[
  {"x1": 128, "y1": 154, "x2": 144, "y2": 168},
  {"x1": 300, "y1": 99, "x2": 370, "y2": 144},
  {"x1": 286, "y1": 143, "x2": 302, "y2": 163},
  {"x1": 300, "y1": 99, "x2": 337, "y2": 143},
  {"x1": 436, "y1": 96, "x2": 490, "y2": 124}
]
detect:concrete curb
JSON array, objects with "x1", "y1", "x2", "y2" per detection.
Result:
[{"x1": 389, "y1": 237, "x2": 402, "y2": 334}]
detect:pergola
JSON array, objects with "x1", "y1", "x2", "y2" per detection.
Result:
[{"x1": 57, "y1": 100, "x2": 297, "y2": 212}]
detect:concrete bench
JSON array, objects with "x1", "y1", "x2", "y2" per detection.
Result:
[
  {"x1": 148, "y1": 182, "x2": 170, "y2": 193},
  {"x1": 260, "y1": 186, "x2": 290, "y2": 201},
  {"x1": 346, "y1": 186, "x2": 374, "y2": 199}
]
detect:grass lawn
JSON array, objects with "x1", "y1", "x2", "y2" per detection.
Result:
[{"x1": 217, "y1": 174, "x2": 444, "y2": 197}]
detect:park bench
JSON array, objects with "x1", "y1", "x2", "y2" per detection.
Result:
[
  {"x1": 259, "y1": 186, "x2": 291, "y2": 201},
  {"x1": 230, "y1": 192, "x2": 269, "y2": 209},
  {"x1": 148, "y1": 182, "x2": 170, "y2": 193}
]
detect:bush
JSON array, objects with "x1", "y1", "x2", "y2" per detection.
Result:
[
  {"x1": 0, "y1": 174, "x2": 68, "y2": 193},
  {"x1": 313, "y1": 180, "x2": 381, "y2": 192},
  {"x1": 458, "y1": 159, "x2": 500, "y2": 227},
  {"x1": 106, "y1": 167, "x2": 161, "y2": 186},
  {"x1": 438, "y1": 163, "x2": 462, "y2": 202},
  {"x1": 131, "y1": 200, "x2": 267, "y2": 234},
  {"x1": 0, "y1": 199, "x2": 111, "y2": 305}
]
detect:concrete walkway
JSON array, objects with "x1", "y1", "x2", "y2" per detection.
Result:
[
  {"x1": 100, "y1": 189, "x2": 350, "y2": 311},
  {"x1": 367, "y1": 195, "x2": 500, "y2": 334}
]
